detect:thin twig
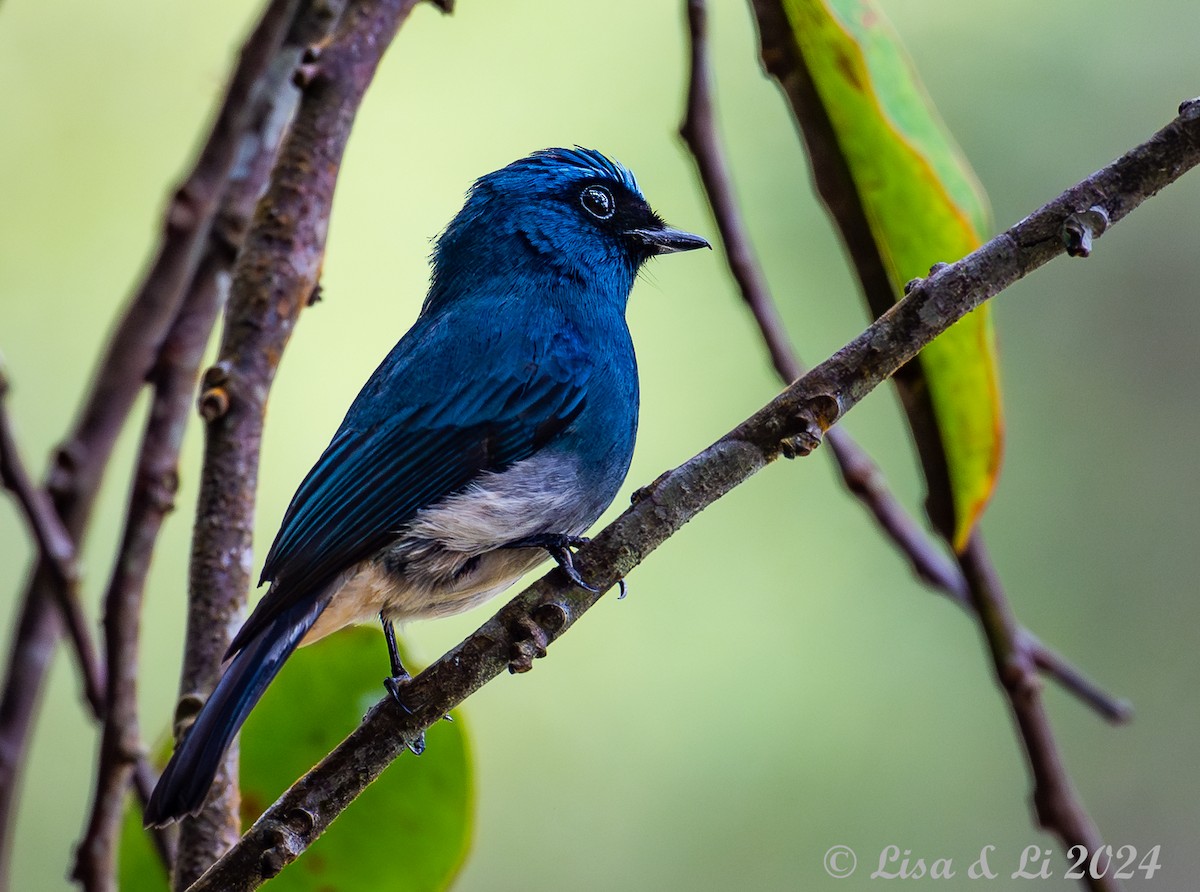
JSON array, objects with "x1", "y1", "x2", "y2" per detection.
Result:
[
  {"x1": 823, "y1": 433, "x2": 968, "y2": 598},
  {"x1": 680, "y1": 2, "x2": 798, "y2": 385},
  {"x1": 168, "y1": 0, "x2": 448, "y2": 886},
  {"x1": 1025, "y1": 632, "x2": 1132, "y2": 723},
  {"x1": 186, "y1": 96, "x2": 1200, "y2": 892},
  {"x1": 0, "y1": 370, "x2": 79, "y2": 588},
  {"x1": 0, "y1": 377, "x2": 109, "y2": 891},
  {"x1": 746, "y1": 3, "x2": 1143, "y2": 887},
  {"x1": 0, "y1": 370, "x2": 98, "y2": 684}
]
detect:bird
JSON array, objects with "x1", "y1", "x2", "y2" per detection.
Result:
[{"x1": 143, "y1": 147, "x2": 708, "y2": 826}]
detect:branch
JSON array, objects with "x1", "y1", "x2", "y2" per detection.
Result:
[
  {"x1": 168, "y1": 0, "x2": 450, "y2": 886},
  {"x1": 0, "y1": 0, "x2": 329, "y2": 881},
  {"x1": 0, "y1": 367, "x2": 109, "y2": 773},
  {"x1": 69, "y1": 3, "x2": 331, "y2": 881},
  {"x1": 0, "y1": 367, "x2": 98, "y2": 684},
  {"x1": 186, "y1": 97, "x2": 1200, "y2": 892},
  {"x1": 680, "y1": 0, "x2": 1129, "y2": 723},
  {"x1": 0, "y1": 369, "x2": 79, "y2": 591}
]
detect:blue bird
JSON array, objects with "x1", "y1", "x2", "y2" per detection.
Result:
[{"x1": 143, "y1": 148, "x2": 708, "y2": 825}]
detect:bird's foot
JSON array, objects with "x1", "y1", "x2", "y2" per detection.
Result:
[
  {"x1": 503, "y1": 533, "x2": 599, "y2": 592},
  {"x1": 380, "y1": 613, "x2": 448, "y2": 751},
  {"x1": 382, "y1": 670, "x2": 426, "y2": 756},
  {"x1": 383, "y1": 668, "x2": 413, "y2": 706}
]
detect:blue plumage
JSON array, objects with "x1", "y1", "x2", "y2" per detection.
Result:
[{"x1": 144, "y1": 147, "x2": 708, "y2": 825}]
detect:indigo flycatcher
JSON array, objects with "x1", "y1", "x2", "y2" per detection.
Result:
[{"x1": 144, "y1": 147, "x2": 708, "y2": 825}]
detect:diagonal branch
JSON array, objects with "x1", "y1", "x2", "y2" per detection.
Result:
[
  {"x1": 185, "y1": 96, "x2": 1200, "y2": 892},
  {"x1": 167, "y1": 0, "x2": 451, "y2": 886},
  {"x1": 680, "y1": 0, "x2": 1128, "y2": 723}
]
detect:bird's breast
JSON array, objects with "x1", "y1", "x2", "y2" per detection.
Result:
[
  {"x1": 309, "y1": 449, "x2": 613, "y2": 631},
  {"x1": 403, "y1": 449, "x2": 602, "y2": 557}
]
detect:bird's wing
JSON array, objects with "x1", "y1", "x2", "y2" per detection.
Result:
[{"x1": 228, "y1": 322, "x2": 590, "y2": 658}]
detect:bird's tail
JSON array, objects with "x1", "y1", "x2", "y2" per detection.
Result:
[{"x1": 143, "y1": 597, "x2": 327, "y2": 827}]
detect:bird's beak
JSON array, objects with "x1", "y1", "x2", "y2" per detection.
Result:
[{"x1": 627, "y1": 226, "x2": 711, "y2": 255}]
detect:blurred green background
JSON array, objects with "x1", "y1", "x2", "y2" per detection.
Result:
[{"x1": 2, "y1": 0, "x2": 1198, "y2": 889}]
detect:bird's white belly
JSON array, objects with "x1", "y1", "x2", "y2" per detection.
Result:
[{"x1": 300, "y1": 450, "x2": 596, "y2": 643}]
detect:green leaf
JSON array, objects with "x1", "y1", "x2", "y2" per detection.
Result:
[
  {"x1": 241, "y1": 627, "x2": 473, "y2": 890},
  {"x1": 121, "y1": 626, "x2": 473, "y2": 891},
  {"x1": 784, "y1": 0, "x2": 1004, "y2": 551}
]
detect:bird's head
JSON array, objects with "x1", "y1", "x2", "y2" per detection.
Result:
[{"x1": 427, "y1": 147, "x2": 708, "y2": 311}]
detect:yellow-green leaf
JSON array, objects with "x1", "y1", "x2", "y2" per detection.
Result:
[
  {"x1": 784, "y1": 0, "x2": 1003, "y2": 550},
  {"x1": 121, "y1": 627, "x2": 473, "y2": 891}
]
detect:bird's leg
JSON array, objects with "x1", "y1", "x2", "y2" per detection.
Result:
[
  {"x1": 502, "y1": 533, "x2": 600, "y2": 593},
  {"x1": 380, "y1": 613, "x2": 425, "y2": 756},
  {"x1": 381, "y1": 614, "x2": 408, "y2": 682}
]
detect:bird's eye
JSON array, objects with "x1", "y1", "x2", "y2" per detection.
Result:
[{"x1": 580, "y1": 185, "x2": 615, "y2": 220}]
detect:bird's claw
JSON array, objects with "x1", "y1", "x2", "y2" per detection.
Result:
[
  {"x1": 382, "y1": 672, "x2": 428, "y2": 755},
  {"x1": 502, "y1": 533, "x2": 600, "y2": 592},
  {"x1": 501, "y1": 534, "x2": 627, "y2": 597},
  {"x1": 548, "y1": 544, "x2": 600, "y2": 593},
  {"x1": 383, "y1": 671, "x2": 413, "y2": 706}
]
